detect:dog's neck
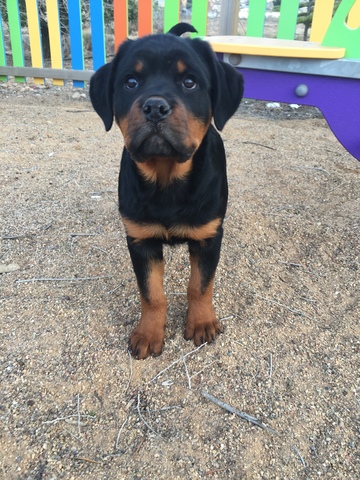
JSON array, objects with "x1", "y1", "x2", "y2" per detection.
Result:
[{"x1": 134, "y1": 156, "x2": 193, "y2": 188}]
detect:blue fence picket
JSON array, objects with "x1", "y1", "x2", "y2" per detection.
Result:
[
  {"x1": 89, "y1": 0, "x2": 106, "y2": 70},
  {"x1": 68, "y1": 0, "x2": 85, "y2": 87}
]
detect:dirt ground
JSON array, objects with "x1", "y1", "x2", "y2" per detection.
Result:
[{"x1": 1, "y1": 81, "x2": 359, "y2": 480}]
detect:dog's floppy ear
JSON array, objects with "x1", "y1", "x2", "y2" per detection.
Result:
[
  {"x1": 89, "y1": 40, "x2": 133, "y2": 132},
  {"x1": 89, "y1": 62, "x2": 114, "y2": 131},
  {"x1": 212, "y1": 60, "x2": 244, "y2": 131},
  {"x1": 190, "y1": 39, "x2": 244, "y2": 131}
]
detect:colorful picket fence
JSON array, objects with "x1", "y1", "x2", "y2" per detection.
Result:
[
  {"x1": 0, "y1": 0, "x2": 209, "y2": 87},
  {"x1": 0, "y1": 0, "x2": 359, "y2": 87}
]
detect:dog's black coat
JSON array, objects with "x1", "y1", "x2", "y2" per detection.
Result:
[{"x1": 90, "y1": 24, "x2": 244, "y2": 359}]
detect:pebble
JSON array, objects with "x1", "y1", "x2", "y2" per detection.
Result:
[{"x1": 0, "y1": 263, "x2": 20, "y2": 273}]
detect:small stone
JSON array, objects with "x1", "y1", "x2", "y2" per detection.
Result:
[{"x1": 0, "y1": 263, "x2": 20, "y2": 273}]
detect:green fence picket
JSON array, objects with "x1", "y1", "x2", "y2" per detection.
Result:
[
  {"x1": 277, "y1": 0, "x2": 300, "y2": 40},
  {"x1": 6, "y1": 0, "x2": 25, "y2": 82},
  {"x1": 164, "y1": 0, "x2": 180, "y2": 33},
  {"x1": 191, "y1": 0, "x2": 208, "y2": 36},
  {"x1": 246, "y1": 0, "x2": 267, "y2": 37}
]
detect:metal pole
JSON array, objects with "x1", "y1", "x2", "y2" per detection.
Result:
[{"x1": 220, "y1": 0, "x2": 239, "y2": 35}]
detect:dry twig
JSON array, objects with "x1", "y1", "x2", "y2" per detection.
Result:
[
  {"x1": 254, "y1": 294, "x2": 315, "y2": 321},
  {"x1": 76, "y1": 457, "x2": 100, "y2": 464},
  {"x1": 219, "y1": 314, "x2": 237, "y2": 322},
  {"x1": 136, "y1": 392, "x2": 165, "y2": 441},
  {"x1": 201, "y1": 391, "x2": 278, "y2": 435},
  {"x1": 190, "y1": 360, "x2": 217, "y2": 380},
  {"x1": 205, "y1": 468, "x2": 227, "y2": 476},
  {"x1": 149, "y1": 343, "x2": 206, "y2": 383},
  {"x1": 291, "y1": 165, "x2": 330, "y2": 175},
  {"x1": 182, "y1": 357, "x2": 191, "y2": 389},
  {"x1": 243, "y1": 141, "x2": 276, "y2": 150},
  {"x1": 107, "y1": 283, "x2": 123, "y2": 294},
  {"x1": 278, "y1": 261, "x2": 303, "y2": 268},
  {"x1": 114, "y1": 417, "x2": 128, "y2": 450},
  {"x1": 68, "y1": 233, "x2": 97, "y2": 237},
  {"x1": 42, "y1": 414, "x2": 96, "y2": 425},
  {"x1": 125, "y1": 350, "x2": 133, "y2": 394},
  {"x1": 1, "y1": 234, "x2": 35, "y2": 240},
  {"x1": 16, "y1": 275, "x2": 111, "y2": 284},
  {"x1": 292, "y1": 445, "x2": 308, "y2": 471},
  {"x1": 77, "y1": 394, "x2": 81, "y2": 435}
]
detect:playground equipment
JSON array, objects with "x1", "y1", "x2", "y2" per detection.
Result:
[
  {"x1": 0, "y1": 0, "x2": 359, "y2": 160},
  {"x1": 206, "y1": 0, "x2": 360, "y2": 161}
]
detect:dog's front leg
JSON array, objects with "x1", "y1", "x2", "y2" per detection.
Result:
[
  {"x1": 185, "y1": 232, "x2": 223, "y2": 345},
  {"x1": 127, "y1": 237, "x2": 166, "y2": 359}
]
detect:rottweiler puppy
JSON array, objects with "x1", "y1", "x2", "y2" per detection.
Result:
[{"x1": 90, "y1": 23, "x2": 244, "y2": 359}]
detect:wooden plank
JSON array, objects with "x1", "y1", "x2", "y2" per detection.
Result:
[
  {"x1": 45, "y1": 0, "x2": 64, "y2": 85},
  {"x1": 164, "y1": 0, "x2": 180, "y2": 33},
  {"x1": 68, "y1": 0, "x2": 84, "y2": 87},
  {"x1": 246, "y1": 0, "x2": 267, "y2": 37},
  {"x1": 205, "y1": 35, "x2": 345, "y2": 59},
  {"x1": 25, "y1": 0, "x2": 44, "y2": 84},
  {"x1": 191, "y1": 0, "x2": 208, "y2": 36},
  {"x1": 89, "y1": 0, "x2": 106, "y2": 70},
  {"x1": 114, "y1": 0, "x2": 128, "y2": 49},
  {"x1": 277, "y1": 0, "x2": 300, "y2": 40},
  {"x1": 0, "y1": 65, "x2": 94, "y2": 81},
  {"x1": 310, "y1": 0, "x2": 335, "y2": 42},
  {"x1": 138, "y1": 0, "x2": 153, "y2": 37},
  {"x1": 0, "y1": 6, "x2": 7, "y2": 82},
  {"x1": 6, "y1": 0, "x2": 25, "y2": 82}
]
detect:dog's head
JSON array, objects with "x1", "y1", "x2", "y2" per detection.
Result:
[{"x1": 90, "y1": 24, "x2": 244, "y2": 164}]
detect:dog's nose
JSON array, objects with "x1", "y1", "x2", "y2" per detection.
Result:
[{"x1": 142, "y1": 97, "x2": 171, "y2": 123}]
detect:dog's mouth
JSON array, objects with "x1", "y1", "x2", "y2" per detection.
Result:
[
  {"x1": 138, "y1": 132, "x2": 176, "y2": 159},
  {"x1": 128, "y1": 124, "x2": 194, "y2": 163}
]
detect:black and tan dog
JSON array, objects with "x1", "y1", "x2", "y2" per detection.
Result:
[{"x1": 90, "y1": 23, "x2": 243, "y2": 359}]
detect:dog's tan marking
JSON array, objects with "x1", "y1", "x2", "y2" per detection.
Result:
[
  {"x1": 177, "y1": 60, "x2": 187, "y2": 73},
  {"x1": 130, "y1": 259, "x2": 167, "y2": 359},
  {"x1": 185, "y1": 114, "x2": 211, "y2": 151},
  {"x1": 135, "y1": 156, "x2": 193, "y2": 187},
  {"x1": 116, "y1": 99, "x2": 143, "y2": 149},
  {"x1": 122, "y1": 217, "x2": 221, "y2": 243},
  {"x1": 122, "y1": 218, "x2": 167, "y2": 241},
  {"x1": 167, "y1": 103, "x2": 211, "y2": 152},
  {"x1": 117, "y1": 116, "x2": 131, "y2": 146},
  {"x1": 134, "y1": 60, "x2": 144, "y2": 73},
  {"x1": 185, "y1": 255, "x2": 221, "y2": 345},
  {"x1": 169, "y1": 218, "x2": 221, "y2": 241}
]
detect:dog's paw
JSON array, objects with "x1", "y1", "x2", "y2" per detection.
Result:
[
  {"x1": 184, "y1": 316, "x2": 222, "y2": 346},
  {"x1": 129, "y1": 328, "x2": 164, "y2": 360}
]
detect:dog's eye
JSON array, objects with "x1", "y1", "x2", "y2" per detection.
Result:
[
  {"x1": 182, "y1": 77, "x2": 197, "y2": 90},
  {"x1": 125, "y1": 78, "x2": 139, "y2": 89}
]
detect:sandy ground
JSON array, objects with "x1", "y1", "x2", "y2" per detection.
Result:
[{"x1": 0, "y1": 81, "x2": 359, "y2": 479}]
